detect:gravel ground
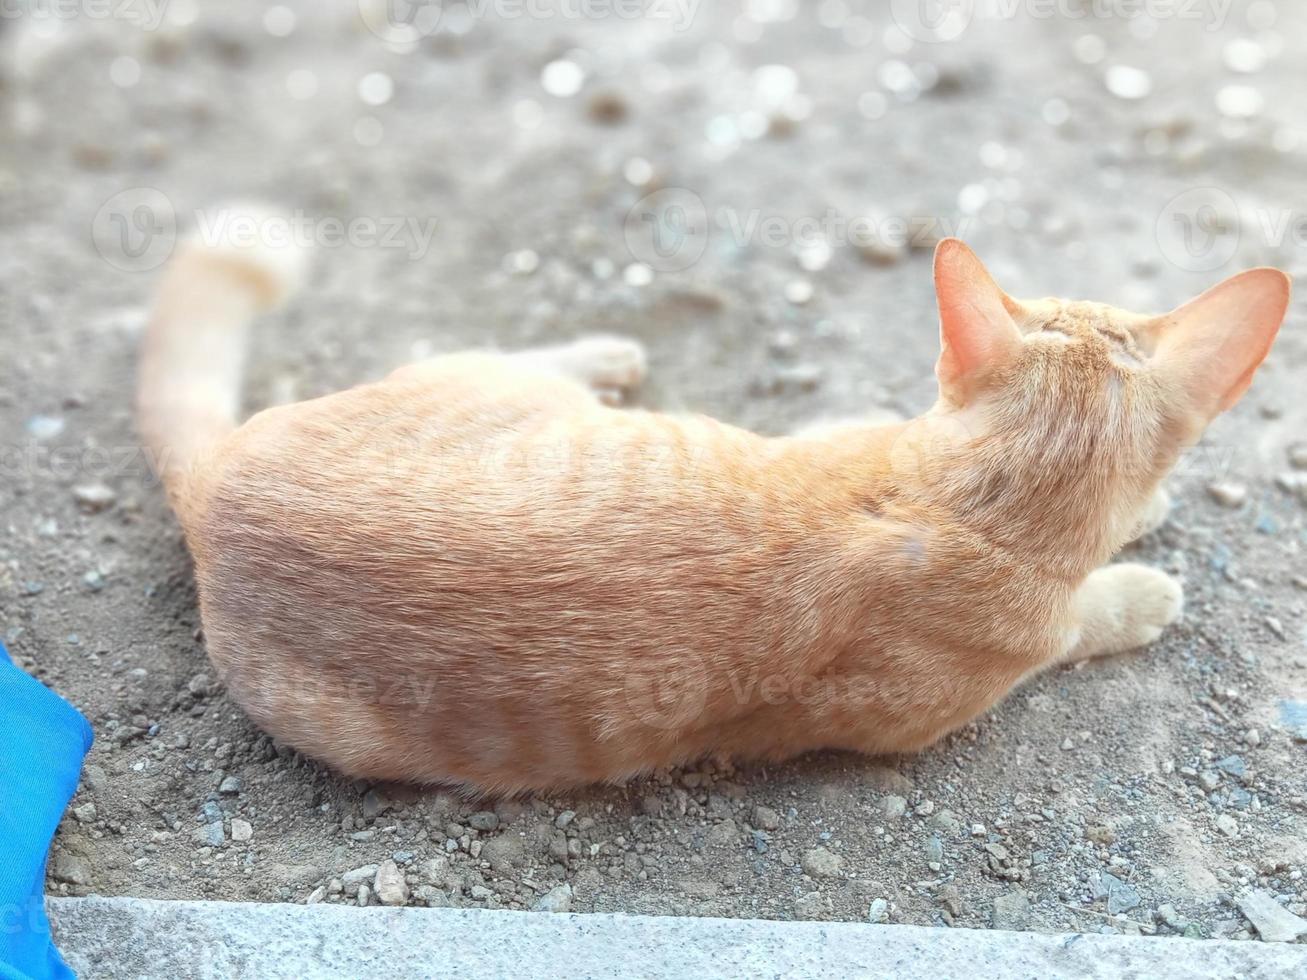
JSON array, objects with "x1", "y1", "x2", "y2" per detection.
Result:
[{"x1": 3, "y1": 0, "x2": 1306, "y2": 943}]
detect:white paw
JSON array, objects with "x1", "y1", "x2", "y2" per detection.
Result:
[
  {"x1": 557, "y1": 335, "x2": 648, "y2": 398},
  {"x1": 1126, "y1": 486, "x2": 1172, "y2": 542},
  {"x1": 1105, "y1": 563, "x2": 1185, "y2": 648}
]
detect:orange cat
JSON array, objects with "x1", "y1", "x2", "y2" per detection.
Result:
[{"x1": 137, "y1": 220, "x2": 1289, "y2": 793}]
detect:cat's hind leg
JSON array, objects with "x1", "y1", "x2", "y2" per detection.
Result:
[
  {"x1": 508, "y1": 335, "x2": 647, "y2": 405},
  {"x1": 387, "y1": 336, "x2": 647, "y2": 406},
  {"x1": 1060, "y1": 563, "x2": 1184, "y2": 663}
]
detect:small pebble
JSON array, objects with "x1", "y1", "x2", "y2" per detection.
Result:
[
  {"x1": 879, "y1": 795, "x2": 907, "y2": 820},
  {"x1": 1274, "y1": 472, "x2": 1307, "y2": 503},
  {"x1": 230, "y1": 819, "x2": 253, "y2": 843},
  {"x1": 801, "y1": 847, "x2": 844, "y2": 878},
  {"x1": 1238, "y1": 890, "x2": 1307, "y2": 943},
  {"x1": 587, "y1": 91, "x2": 628, "y2": 125},
  {"x1": 868, "y1": 898, "x2": 890, "y2": 923},
  {"x1": 1103, "y1": 875, "x2": 1141, "y2": 915},
  {"x1": 532, "y1": 883, "x2": 574, "y2": 913},
  {"x1": 857, "y1": 238, "x2": 906, "y2": 266},
  {"x1": 342, "y1": 865, "x2": 378, "y2": 892},
  {"x1": 361, "y1": 788, "x2": 390, "y2": 820},
  {"x1": 1085, "y1": 824, "x2": 1115, "y2": 845},
  {"x1": 73, "y1": 484, "x2": 116, "y2": 513},
  {"x1": 374, "y1": 860, "x2": 409, "y2": 906},
  {"x1": 1206, "y1": 482, "x2": 1247, "y2": 509},
  {"x1": 992, "y1": 891, "x2": 1031, "y2": 930},
  {"x1": 52, "y1": 853, "x2": 93, "y2": 886}
]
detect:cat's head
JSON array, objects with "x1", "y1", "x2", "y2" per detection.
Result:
[{"x1": 929, "y1": 239, "x2": 1290, "y2": 489}]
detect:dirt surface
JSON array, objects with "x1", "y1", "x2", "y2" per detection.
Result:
[{"x1": 3, "y1": 0, "x2": 1306, "y2": 941}]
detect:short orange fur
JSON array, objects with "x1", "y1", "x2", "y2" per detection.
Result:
[{"x1": 137, "y1": 227, "x2": 1290, "y2": 794}]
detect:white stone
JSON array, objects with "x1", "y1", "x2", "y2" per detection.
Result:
[
  {"x1": 531, "y1": 884, "x2": 573, "y2": 913},
  {"x1": 374, "y1": 860, "x2": 410, "y2": 907},
  {"x1": 1238, "y1": 890, "x2": 1307, "y2": 943},
  {"x1": 47, "y1": 897, "x2": 1307, "y2": 978},
  {"x1": 1206, "y1": 482, "x2": 1247, "y2": 508}
]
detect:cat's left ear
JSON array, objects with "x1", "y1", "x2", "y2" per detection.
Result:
[
  {"x1": 1144, "y1": 267, "x2": 1290, "y2": 418},
  {"x1": 933, "y1": 239, "x2": 1024, "y2": 404}
]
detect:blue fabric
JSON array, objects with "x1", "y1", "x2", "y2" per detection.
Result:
[{"x1": 0, "y1": 640, "x2": 92, "y2": 980}]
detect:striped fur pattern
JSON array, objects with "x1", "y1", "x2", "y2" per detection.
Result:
[{"x1": 137, "y1": 229, "x2": 1289, "y2": 793}]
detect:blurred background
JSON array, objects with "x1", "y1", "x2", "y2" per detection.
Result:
[{"x1": 2, "y1": 0, "x2": 1305, "y2": 938}]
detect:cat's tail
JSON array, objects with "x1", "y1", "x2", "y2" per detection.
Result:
[{"x1": 136, "y1": 204, "x2": 309, "y2": 529}]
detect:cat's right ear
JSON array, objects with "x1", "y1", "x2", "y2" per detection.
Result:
[
  {"x1": 933, "y1": 239, "x2": 1023, "y2": 404},
  {"x1": 1144, "y1": 267, "x2": 1290, "y2": 420}
]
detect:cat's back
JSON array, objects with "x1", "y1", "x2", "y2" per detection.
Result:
[{"x1": 186, "y1": 378, "x2": 880, "y2": 655}]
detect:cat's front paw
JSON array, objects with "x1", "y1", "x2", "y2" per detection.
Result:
[
  {"x1": 1103, "y1": 563, "x2": 1185, "y2": 649},
  {"x1": 1067, "y1": 563, "x2": 1185, "y2": 662},
  {"x1": 1125, "y1": 486, "x2": 1172, "y2": 544}
]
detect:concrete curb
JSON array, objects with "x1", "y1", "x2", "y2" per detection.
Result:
[{"x1": 48, "y1": 896, "x2": 1306, "y2": 979}]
